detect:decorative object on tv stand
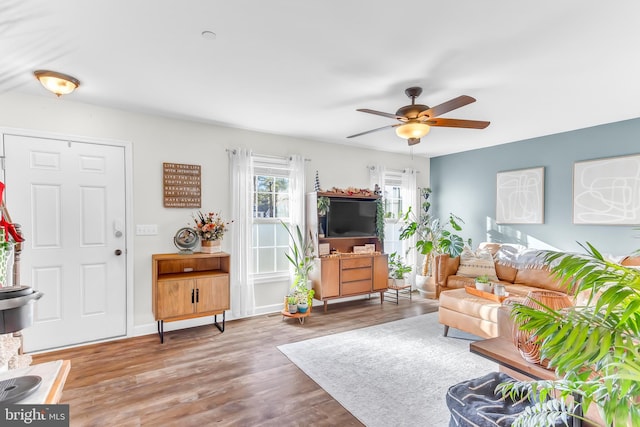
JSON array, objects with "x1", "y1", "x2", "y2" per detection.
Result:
[
  {"x1": 192, "y1": 211, "x2": 232, "y2": 253},
  {"x1": 500, "y1": 243, "x2": 640, "y2": 426},
  {"x1": 314, "y1": 170, "x2": 321, "y2": 192}
]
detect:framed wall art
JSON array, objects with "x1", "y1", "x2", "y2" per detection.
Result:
[
  {"x1": 163, "y1": 162, "x2": 202, "y2": 208},
  {"x1": 496, "y1": 167, "x2": 545, "y2": 224},
  {"x1": 573, "y1": 154, "x2": 640, "y2": 225}
]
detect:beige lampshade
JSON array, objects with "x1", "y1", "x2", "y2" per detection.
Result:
[
  {"x1": 34, "y1": 70, "x2": 80, "y2": 97},
  {"x1": 395, "y1": 122, "x2": 430, "y2": 139}
]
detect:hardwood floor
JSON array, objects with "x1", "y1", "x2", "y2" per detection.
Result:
[{"x1": 33, "y1": 294, "x2": 440, "y2": 427}]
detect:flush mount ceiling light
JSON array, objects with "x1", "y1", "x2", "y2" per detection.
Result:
[{"x1": 33, "y1": 70, "x2": 80, "y2": 97}]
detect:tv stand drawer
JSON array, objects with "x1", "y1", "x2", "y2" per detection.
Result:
[
  {"x1": 342, "y1": 257, "x2": 372, "y2": 269},
  {"x1": 341, "y1": 267, "x2": 372, "y2": 282},
  {"x1": 342, "y1": 280, "x2": 372, "y2": 295}
]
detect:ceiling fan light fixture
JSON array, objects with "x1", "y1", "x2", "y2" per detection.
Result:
[
  {"x1": 395, "y1": 122, "x2": 430, "y2": 139},
  {"x1": 34, "y1": 70, "x2": 80, "y2": 97}
]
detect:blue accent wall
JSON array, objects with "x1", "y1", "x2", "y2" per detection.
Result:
[{"x1": 430, "y1": 118, "x2": 640, "y2": 255}]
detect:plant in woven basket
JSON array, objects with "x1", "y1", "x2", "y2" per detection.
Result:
[
  {"x1": 399, "y1": 206, "x2": 470, "y2": 276},
  {"x1": 498, "y1": 242, "x2": 640, "y2": 426}
]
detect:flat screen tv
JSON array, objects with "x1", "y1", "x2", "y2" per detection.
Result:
[{"x1": 326, "y1": 199, "x2": 377, "y2": 237}]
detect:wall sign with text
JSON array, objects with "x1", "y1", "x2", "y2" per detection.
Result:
[{"x1": 163, "y1": 162, "x2": 201, "y2": 208}]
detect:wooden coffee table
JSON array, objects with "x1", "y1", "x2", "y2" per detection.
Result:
[{"x1": 470, "y1": 337, "x2": 555, "y2": 381}]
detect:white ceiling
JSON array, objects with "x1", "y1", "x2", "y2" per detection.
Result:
[{"x1": 3, "y1": 1, "x2": 640, "y2": 157}]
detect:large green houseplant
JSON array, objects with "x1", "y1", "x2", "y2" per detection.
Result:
[
  {"x1": 499, "y1": 243, "x2": 640, "y2": 426},
  {"x1": 399, "y1": 206, "x2": 469, "y2": 276},
  {"x1": 280, "y1": 221, "x2": 315, "y2": 305}
]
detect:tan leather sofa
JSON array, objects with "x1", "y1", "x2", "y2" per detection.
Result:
[{"x1": 436, "y1": 243, "x2": 640, "y2": 339}]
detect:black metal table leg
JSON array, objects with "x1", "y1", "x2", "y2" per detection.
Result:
[
  {"x1": 157, "y1": 320, "x2": 164, "y2": 343},
  {"x1": 214, "y1": 311, "x2": 225, "y2": 333}
]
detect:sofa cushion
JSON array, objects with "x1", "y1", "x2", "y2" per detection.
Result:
[
  {"x1": 514, "y1": 268, "x2": 570, "y2": 293},
  {"x1": 456, "y1": 247, "x2": 499, "y2": 281},
  {"x1": 495, "y1": 262, "x2": 518, "y2": 283}
]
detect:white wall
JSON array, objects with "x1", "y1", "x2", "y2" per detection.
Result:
[{"x1": 0, "y1": 92, "x2": 430, "y2": 333}]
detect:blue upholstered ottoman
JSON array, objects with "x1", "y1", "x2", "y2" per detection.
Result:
[{"x1": 446, "y1": 372, "x2": 568, "y2": 427}]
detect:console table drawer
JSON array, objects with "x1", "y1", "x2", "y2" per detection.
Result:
[
  {"x1": 342, "y1": 257, "x2": 372, "y2": 269},
  {"x1": 342, "y1": 280, "x2": 372, "y2": 295},
  {"x1": 342, "y1": 267, "x2": 372, "y2": 282}
]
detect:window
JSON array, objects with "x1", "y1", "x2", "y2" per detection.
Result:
[
  {"x1": 251, "y1": 157, "x2": 296, "y2": 280},
  {"x1": 383, "y1": 173, "x2": 404, "y2": 256}
]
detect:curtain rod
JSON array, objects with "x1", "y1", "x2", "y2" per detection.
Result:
[
  {"x1": 367, "y1": 166, "x2": 420, "y2": 174},
  {"x1": 226, "y1": 149, "x2": 310, "y2": 162}
]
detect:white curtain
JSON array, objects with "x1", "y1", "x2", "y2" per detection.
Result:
[
  {"x1": 401, "y1": 169, "x2": 418, "y2": 273},
  {"x1": 289, "y1": 154, "x2": 306, "y2": 235},
  {"x1": 228, "y1": 148, "x2": 255, "y2": 317},
  {"x1": 368, "y1": 164, "x2": 385, "y2": 195}
]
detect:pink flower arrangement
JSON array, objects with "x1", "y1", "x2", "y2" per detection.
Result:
[{"x1": 192, "y1": 211, "x2": 232, "y2": 241}]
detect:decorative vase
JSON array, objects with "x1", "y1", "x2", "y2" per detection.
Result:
[
  {"x1": 513, "y1": 290, "x2": 573, "y2": 366},
  {"x1": 201, "y1": 239, "x2": 221, "y2": 253}
]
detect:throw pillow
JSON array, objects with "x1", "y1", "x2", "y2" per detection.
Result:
[{"x1": 457, "y1": 247, "x2": 499, "y2": 281}]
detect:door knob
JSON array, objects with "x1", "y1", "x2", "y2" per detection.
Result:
[{"x1": 115, "y1": 249, "x2": 123, "y2": 256}]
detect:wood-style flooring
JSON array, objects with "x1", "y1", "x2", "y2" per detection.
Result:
[{"x1": 33, "y1": 294, "x2": 440, "y2": 427}]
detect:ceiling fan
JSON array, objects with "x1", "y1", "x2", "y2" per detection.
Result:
[{"x1": 347, "y1": 87, "x2": 490, "y2": 146}]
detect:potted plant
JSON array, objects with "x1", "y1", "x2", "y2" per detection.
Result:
[
  {"x1": 295, "y1": 288, "x2": 315, "y2": 313},
  {"x1": 388, "y1": 252, "x2": 412, "y2": 286},
  {"x1": 286, "y1": 294, "x2": 298, "y2": 314},
  {"x1": 281, "y1": 220, "x2": 315, "y2": 309},
  {"x1": 399, "y1": 203, "x2": 470, "y2": 279},
  {"x1": 192, "y1": 211, "x2": 232, "y2": 253},
  {"x1": 317, "y1": 196, "x2": 330, "y2": 216},
  {"x1": 317, "y1": 196, "x2": 330, "y2": 237},
  {"x1": 498, "y1": 243, "x2": 640, "y2": 426},
  {"x1": 474, "y1": 274, "x2": 492, "y2": 293}
]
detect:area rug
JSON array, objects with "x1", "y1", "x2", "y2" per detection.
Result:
[{"x1": 277, "y1": 313, "x2": 498, "y2": 427}]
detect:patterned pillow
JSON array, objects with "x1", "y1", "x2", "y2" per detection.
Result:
[{"x1": 456, "y1": 247, "x2": 499, "y2": 281}]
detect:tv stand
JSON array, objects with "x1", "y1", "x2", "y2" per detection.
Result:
[
  {"x1": 310, "y1": 252, "x2": 389, "y2": 312},
  {"x1": 306, "y1": 191, "x2": 388, "y2": 311}
]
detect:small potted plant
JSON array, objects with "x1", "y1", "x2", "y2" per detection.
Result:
[
  {"x1": 295, "y1": 288, "x2": 315, "y2": 313},
  {"x1": 474, "y1": 274, "x2": 492, "y2": 293},
  {"x1": 388, "y1": 252, "x2": 412, "y2": 286},
  {"x1": 286, "y1": 295, "x2": 298, "y2": 314}
]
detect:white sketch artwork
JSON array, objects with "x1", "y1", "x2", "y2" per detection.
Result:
[
  {"x1": 496, "y1": 167, "x2": 544, "y2": 224},
  {"x1": 573, "y1": 154, "x2": 640, "y2": 225}
]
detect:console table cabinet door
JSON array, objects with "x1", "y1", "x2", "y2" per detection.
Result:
[
  {"x1": 196, "y1": 275, "x2": 230, "y2": 313},
  {"x1": 373, "y1": 254, "x2": 389, "y2": 290},
  {"x1": 157, "y1": 279, "x2": 195, "y2": 319}
]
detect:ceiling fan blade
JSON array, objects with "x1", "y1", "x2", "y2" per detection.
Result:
[
  {"x1": 418, "y1": 95, "x2": 476, "y2": 118},
  {"x1": 347, "y1": 123, "x2": 399, "y2": 138},
  {"x1": 424, "y1": 117, "x2": 490, "y2": 129},
  {"x1": 357, "y1": 108, "x2": 405, "y2": 120},
  {"x1": 407, "y1": 138, "x2": 421, "y2": 146}
]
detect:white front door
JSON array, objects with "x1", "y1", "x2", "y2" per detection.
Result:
[{"x1": 3, "y1": 133, "x2": 127, "y2": 352}]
